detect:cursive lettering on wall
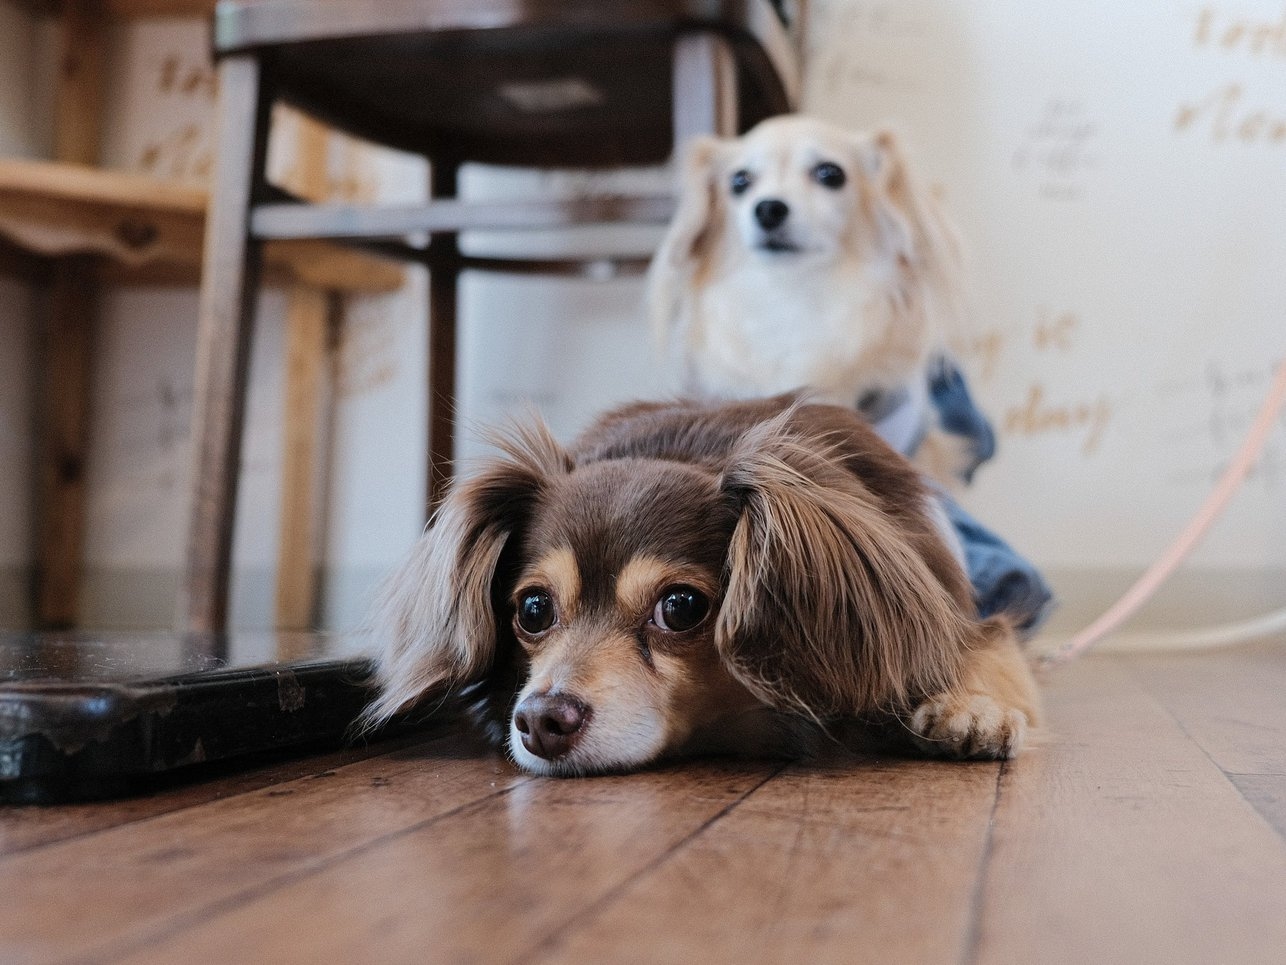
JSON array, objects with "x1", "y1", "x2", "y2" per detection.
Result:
[
  {"x1": 1011, "y1": 99, "x2": 1100, "y2": 202},
  {"x1": 1193, "y1": 6, "x2": 1286, "y2": 59},
  {"x1": 1004, "y1": 382, "x2": 1113, "y2": 456},
  {"x1": 135, "y1": 51, "x2": 217, "y2": 182},
  {"x1": 1176, "y1": 7, "x2": 1286, "y2": 146}
]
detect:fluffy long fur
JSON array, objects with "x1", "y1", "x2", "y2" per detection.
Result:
[
  {"x1": 361, "y1": 420, "x2": 569, "y2": 729},
  {"x1": 647, "y1": 115, "x2": 972, "y2": 484},
  {"x1": 651, "y1": 121, "x2": 961, "y2": 365},
  {"x1": 364, "y1": 396, "x2": 1039, "y2": 773},
  {"x1": 717, "y1": 415, "x2": 970, "y2": 717}
]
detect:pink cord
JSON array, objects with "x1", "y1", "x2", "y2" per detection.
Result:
[{"x1": 1044, "y1": 355, "x2": 1286, "y2": 666}]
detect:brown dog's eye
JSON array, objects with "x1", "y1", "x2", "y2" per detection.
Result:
[
  {"x1": 516, "y1": 590, "x2": 556, "y2": 634},
  {"x1": 730, "y1": 169, "x2": 753, "y2": 196},
  {"x1": 652, "y1": 586, "x2": 710, "y2": 632},
  {"x1": 813, "y1": 161, "x2": 846, "y2": 189}
]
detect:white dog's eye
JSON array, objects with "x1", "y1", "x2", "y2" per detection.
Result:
[
  {"x1": 812, "y1": 161, "x2": 847, "y2": 189},
  {"x1": 652, "y1": 586, "x2": 710, "y2": 632},
  {"x1": 516, "y1": 589, "x2": 556, "y2": 634},
  {"x1": 729, "y1": 169, "x2": 754, "y2": 196}
]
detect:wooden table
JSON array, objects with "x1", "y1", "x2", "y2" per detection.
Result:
[{"x1": 3, "y1": 642, "x2": 1284, "y2": 964}]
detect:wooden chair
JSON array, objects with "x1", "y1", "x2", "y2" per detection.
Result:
[{"x1": 184, "y1": 0, "x2": 801, "y2": 633}]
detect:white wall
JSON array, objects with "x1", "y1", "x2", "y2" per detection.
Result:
[
  {"x1": 801, "y1": 0, "x2": 1286, "y2": 632},
  {"x1": 78, "y1": 286, "x2": 281, "y2": 625},
  {"x1": 9, "y1": 2, "x2": 1286, "y2": 636}
]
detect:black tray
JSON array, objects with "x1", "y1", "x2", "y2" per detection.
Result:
[{"x1": 0, "y1": 633, "x2": 407, "y2": 804}]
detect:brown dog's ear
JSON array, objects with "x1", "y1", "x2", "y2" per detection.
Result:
[
  {"x1": 360, "y1": 421, "x2": 570, "y2": 730},
  {"x1": 647, "y1": 135, "x2": 726, "y2": 349},
  {"x1": 716, "y1": 415, "x2": 972, "y2": 719}
]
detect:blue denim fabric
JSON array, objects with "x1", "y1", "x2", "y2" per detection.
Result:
[
  {"x1": 927, "y1": 355, "x2": 996, "y2": 483},
  {"x1": 870, "y1": 356, "x2": 1054, "y2": 636},
  {"x1": 938, "y1": 492, "x2": 1054, "y2": 635}
]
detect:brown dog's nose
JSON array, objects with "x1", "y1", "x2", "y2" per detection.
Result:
[
  {"x1": 754, "y1": 198, "x2": 789, "y2": 230},
  {"x1": 513, "y1": 693, "x2": 589, "y2": 760}
]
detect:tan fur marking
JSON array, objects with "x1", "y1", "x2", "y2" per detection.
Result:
[
  {"x1": 906, "y1": 618, "x2": 1042, "y2": 759},
  {"x1": 614, "y1": 555, "x2": 721, "y2": 618},
  {"x1": 518, "y1": 547, "x2": 581, "y2": 621}
]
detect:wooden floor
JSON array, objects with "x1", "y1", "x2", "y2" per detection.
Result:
[{"x1": 3, "y1": 642, "x2": 1285, "y2": 965}]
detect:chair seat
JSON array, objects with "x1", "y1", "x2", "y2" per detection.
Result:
[{"x1": 214, "y1": 0, "x2": 798, "y2": 166}]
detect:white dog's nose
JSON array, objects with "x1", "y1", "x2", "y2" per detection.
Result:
[{"x1": 754, "y1": 198, "x2": 789, "y2": 230}]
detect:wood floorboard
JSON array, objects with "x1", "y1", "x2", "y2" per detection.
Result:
[
  {"x1": 111, "y1": 760, "x2": 781, "y2": 965},
  {"x1": 5, "y1": 648, "x2": 1286, "y2": 965},
  {"x1": 531, "y1": 755, "x2": 1001, "y2": 965},
  {"x1": 970, "y1": 656, "x2": 1286, "y2": 965},
  {"x1": 0, "y1": 734, "x2": 526, "y2": 963},
  {"x1": 1127, "y1": 639, "x2": 1286, "y2": 776},
  {"x1": 1228, "y1": 773, "x2": 1286, "y2": 842},
  {"x1": 0, "y1": 731, "x2": 433, "y2": 857}
]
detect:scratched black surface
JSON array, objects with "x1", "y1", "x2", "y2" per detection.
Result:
[{"x1": 0, "y1": 634, "x2": 419, "y2": 804}]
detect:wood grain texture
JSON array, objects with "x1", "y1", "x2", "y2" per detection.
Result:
[
  {"x1": 249, "y1": 195, "x2": 676, "y2": 241},
  {"x1": 971, "y1": 657, "x2": 1286, "y2": 965},
  {"x1": 206, "y1": 0, "x2": 801, "y2": 131},
  {"x1": 1128, "y1": 639, "x2": 1286, "y2": 776},
  {"x1": 34, "y1": 257, "x2": 96, "y2": 629},
  {"x1": 113, "y1": 760, "x2": 779, "y2": 965},
  {"x1": 53, "y1": 0, "x2": 106, "y2": 167},
  {"x1": 274, "y1": 114, "x2": 334, "y2": 634},
  {"x1": 32, "y1": 0, "x2": 110, "y2": 630},
  {"x1": 0, "y1": 159, "x2": 403, "y2": 292},
  {"x1": 5, "y1": 650, "x2": 1286, "y2": 964},
  {"x1": 426, "y1": 160, "x2": 459, "y2": 513},
  {"x1": 0, "y1": 732, "x2": 432, "y2": 858},
  {"x1": 181, "y1": 55, "x2": 268, "y2": 635},
  {"x1": 0, "y1": 735, "x2": 523, "y2": 962},
  {"x1": 102, "y1": 0, "x2": 218, "y2": 15},
  {"x1": 20, "y1": 0, "x2": 222, "y2": 15},
  {"x1": 1228, "y1": 774, "x2": 1286, "y2": 842},
  {"x1": 274, "y1": 287, "x2": 332, "y2": 633},
  {"x1": 537, "y1": 756, "x2": 1001, "y2": 965}
]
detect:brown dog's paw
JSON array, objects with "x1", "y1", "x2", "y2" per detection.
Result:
[{"x1": 907, "y1": 693, "x2": 1028, "y2": 760}]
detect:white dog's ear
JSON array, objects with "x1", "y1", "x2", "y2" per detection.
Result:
[
  {"x1": 856, "y1": 130, "x2": 964, "y2": 331},
  {"x1": 647, "y1": 135, "x2": 726, "y2": 348},
  {"x1": 855, "y1": 130, "x2": 915, "y2": 260},
  {"x1": 360, "y1": 421, "x2": 571, "y2": 730}
]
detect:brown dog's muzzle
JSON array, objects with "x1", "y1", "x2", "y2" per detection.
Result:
[{"x1": 513, "y1": 692, "x2": 590, "y2": 761}]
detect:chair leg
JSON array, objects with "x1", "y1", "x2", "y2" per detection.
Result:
[
  {"x1": 34, "y1": 256, "x2": 96, "y2": 630},
  {"x1": 181, "y1": 55, "x2": 271, "y2": 635},
  {"x1": 426, "y1": 159, "x2": 461, "y2": 516},
  {"x1": 672, "y1": 32, "x2": 739, "y2": 147}
]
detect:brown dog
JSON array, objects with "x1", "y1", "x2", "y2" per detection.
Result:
[{"x1": 363, "y1": 396, "x2": 1039, "y2": 776}]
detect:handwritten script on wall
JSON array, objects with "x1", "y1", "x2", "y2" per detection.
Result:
[
  {"x1": 1176, "y1": 6, "x2": 1286, "y2": 145},
  {"x1": 1012, "y1": 99, "x2": 1101, "y2": 202},
  {"x1": 955, "y1": 308, "x2": 1113, "y2": 458},
  {"x1": 135, "y1": 52, "x2": 216, "y2": 183},
  {"x1": 1158, "y1": 358, "x2": 1285, "y2": 491}
]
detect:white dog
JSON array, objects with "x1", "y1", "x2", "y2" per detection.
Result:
[
  {"x1": 648, "y1": 115, "x2": 977, "y2": 481},
  {"x1": 644, "y1": 116, "x2": 1055, "y2": 634}
]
